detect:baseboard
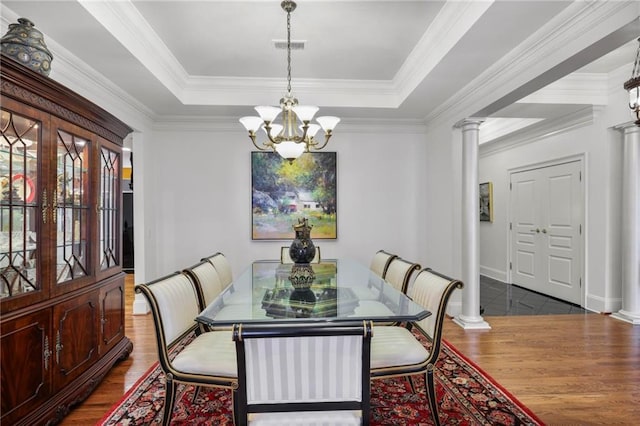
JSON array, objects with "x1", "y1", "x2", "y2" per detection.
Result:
[
  {"x1": 586, "y1": 293, "x2": 621, "y2": 314},
  {"x1": 479, "y1": 266, "x2": 507, "y2": 282}
]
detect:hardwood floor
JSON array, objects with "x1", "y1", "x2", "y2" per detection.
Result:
[{"x1": 61, "y1": 274, "x2": 640, "y2": 425}]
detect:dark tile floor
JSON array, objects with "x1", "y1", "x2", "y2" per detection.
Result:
[{"x1": 480, "y1": 275, "x2": 590, "y2": 316}]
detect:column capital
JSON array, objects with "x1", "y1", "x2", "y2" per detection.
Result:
[
  {"x1": 612, "y1": 121, "x2": 640, "y2": 135},
  {"x1": 454, "y1": 117, "x2": 486, "y2": 129}
]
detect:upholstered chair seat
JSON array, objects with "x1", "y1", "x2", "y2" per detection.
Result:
[
  {"x1": 352, "y1": 300, "x2": 395, "y2": 318},
  {"x1": 370, "y1": 326, "x2": 429, "y2": 370},
  {"x1": 171, "y1": 330, "x2": 236, "y2": 376}
]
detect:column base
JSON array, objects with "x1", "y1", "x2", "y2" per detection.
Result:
[
  {"x1": 610, "y1": 310, "x2": 640, "y2": 325},
  {"x1": 453, "y1": 314, "x2": 491, "y2": 330},
  {"x1": 132, "y1": 293, "x2": 150, "y2": 315}
]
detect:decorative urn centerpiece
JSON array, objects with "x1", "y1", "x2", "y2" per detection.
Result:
[
  {"x1": 1, "y1": 18, "x2": 53, "y2": 76},
  {"x1": 288, "y1": 217, "x2": 316, "y2": 264}
]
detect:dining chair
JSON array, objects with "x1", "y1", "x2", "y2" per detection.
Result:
[
  {"x1": 135, "y1": 272, "x2": 237, "y2": 426},
  {"x1": 184, "y1": 259, "x2": 226, "y2": 310},
  {"x1": 384, "y1": 257, "x2": 421, "y2": 294},
  {"x1": 202, "y1": 252, "x2": 233, "y2": 288},
  {"x1": 184, "y1": 259, "x2": 230, "y2": 333},
  {"x1": 232, "y1": 321, "x2": 373, "y2": 426},
  {"x1": 280, "y1": 246, "x2": 321, "y2": 263},
  {"x1": 352, "y1": 256, "x2": 418, "y2": 324},
  {"x1": 369, "y1": 268, "x2": 463, "y2": 426},
  {"x1": 369, "y1": 250, "x2": 398, "y2": 278}
]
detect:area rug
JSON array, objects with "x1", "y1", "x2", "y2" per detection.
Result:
[{"x1": 99, "y1": 330, "x2": 544, "y2": 425}]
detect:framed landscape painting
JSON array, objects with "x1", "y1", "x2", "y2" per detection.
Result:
[{"x1": 251, "y1": 151, "x2": 337, "y2": 240}]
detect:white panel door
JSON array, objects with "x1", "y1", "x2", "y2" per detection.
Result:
[{"x1": 510, "y1": 160, "x2": 583, "y2": 304}]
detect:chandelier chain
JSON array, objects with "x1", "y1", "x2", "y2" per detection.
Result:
[{"x1": 286, "y1": 7, "x2": 292, "y2": 96}]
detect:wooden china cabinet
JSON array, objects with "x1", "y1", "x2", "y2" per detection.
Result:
[{"x1": 0, "y1": 55, "x2": 133, "y2": 425}]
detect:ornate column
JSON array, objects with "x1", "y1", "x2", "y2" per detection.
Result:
[
  {"x1": 454, "y1": 119, "x2": 491, "y2": 330},
  {"x1": 612, "y1": 124, "x2": 640, "y2": 325}
]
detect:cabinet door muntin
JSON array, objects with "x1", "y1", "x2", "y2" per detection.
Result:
[
  {"x1": 1, "y1": 108, "x2": 41, "y2": 299},
  {"x1": 55, "y1": 129, "x2": 90, "y2": 284}
]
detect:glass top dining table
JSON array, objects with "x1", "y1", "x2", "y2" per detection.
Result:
[{"x1": 196, "y1": 258, "x2": 431, "y2": 326}]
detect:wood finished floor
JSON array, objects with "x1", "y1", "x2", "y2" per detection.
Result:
[{"x1": 60, "y1": 274, "x2": 640, "y2": 425}]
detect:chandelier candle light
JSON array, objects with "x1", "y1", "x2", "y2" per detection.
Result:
[
  {"x1": 239, "y1": 0, "x2": 340, "y2": 161},
  {"x1": 624, "y1": 37, "x2": 640, "y2": 126}
]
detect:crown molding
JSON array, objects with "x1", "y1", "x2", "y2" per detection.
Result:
[
  {"x1": 393, "y1": 0, "x2": 493, "y2": 102},
  {"x1": 479, "y1": 106, "x2": 594, "y2": 157},
  {"x1": 152, "y1": 115, "x2": 427, "y2": 134},
  {"x1": 479, "y1": 118, "x2": 544, "y2": 144},
  {"x1": 424, "y1": 1, "x2": 638, "y2": 128},
  {"x1": 1, "y1": 5, "x2": 155, "y2": 130},
  {"x1": 517, "y1": 73, "x2": 609, "y2": 105},
  {"x1": 182, "y1": 76, "x2": 399, "y2": 107},
  {"x1": 78, "y1": 0, "x2": 188, "y2": 97}
]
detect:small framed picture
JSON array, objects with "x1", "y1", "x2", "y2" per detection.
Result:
[{"x1": 479, "y1": 182, "x2": 493, "y2": 222}]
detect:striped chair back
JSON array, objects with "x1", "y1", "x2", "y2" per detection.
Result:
[{"x1": 233, "y1": 322, "x2": 373, "y2": 425}]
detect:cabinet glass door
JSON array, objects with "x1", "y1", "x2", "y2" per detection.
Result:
[
  {"x1": 99, "y1": 145, "x2": 120, "y2": 271},
  {"x1": 0, "y1": 109, "x2": 40, "y2": 299},
  {"x1": 55, "y1": 129, "x2": 90, "y2": 284}
]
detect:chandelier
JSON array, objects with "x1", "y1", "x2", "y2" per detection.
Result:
[
  {"x1": 239, "y1": 0, "x2": 340, "y2": 161},
  {"x1": 624, "y1": 37, "x2": 640, "y2": 126}
]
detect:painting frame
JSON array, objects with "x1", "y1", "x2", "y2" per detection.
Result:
[
  {"x1": 479, "y1": 182, "x2": 493, "y2": 222},
  {"x1": 251, "y1": 151, "x2": 337, "y2": 240}
]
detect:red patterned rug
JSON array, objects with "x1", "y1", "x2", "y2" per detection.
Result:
[{"x1": 99, "y1": 330, "x2": 544, "y2": 425}]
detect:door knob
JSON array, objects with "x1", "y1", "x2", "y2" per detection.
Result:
[
  {"x1": 530, "y1": 228, "x2": 540, "y2": 233},
  {"x1": 542, "y1": 229, "x2": 547, "y2": 234}
]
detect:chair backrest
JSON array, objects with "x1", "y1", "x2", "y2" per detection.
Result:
[
  {"x1": 280, "y1": 246, "x2": 321, "y2": 264},
  {"x1": 233, "y1": 322, "x2": 373, "y2": 426},
  {"x1": 369, "y1": 250, "x2": 398, "y2": 278},
  {"x1": 202, "y1": 252, "x2": 233, "y2": 288},
  {"x1": 384, "y1": 257, "x2": 421, "y2": 294},
  {"x1": 184, "y1": 259, "x2": 226, "y2": 310},
  {"x1": 409, "y1": 268, "x2": 463, "y2": 360},
  {"x1": 135, "y1": 272, "x2": 201, "y2": 370}
]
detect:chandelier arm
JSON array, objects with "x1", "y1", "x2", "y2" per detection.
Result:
[
  {"x1": 310, "y1": 132, "x2": 333, "y2": 151},
  {"x1": 264, "y1": 123, "x2": 279, "y2": 145},
  {"x1": 248, "y1": 133, "x2": 271, "y2": 151},
  {"x1": 300, "y1": 122, "x2": 309, "y2": 143}
]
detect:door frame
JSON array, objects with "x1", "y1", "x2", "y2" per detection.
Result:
[{"x1": 507, "y1": 153, "x2": 586, "y2": 305}]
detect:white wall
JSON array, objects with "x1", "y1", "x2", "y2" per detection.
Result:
[{"x1": 142, "y1": 121, "x2": 428, "y2": 281}]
